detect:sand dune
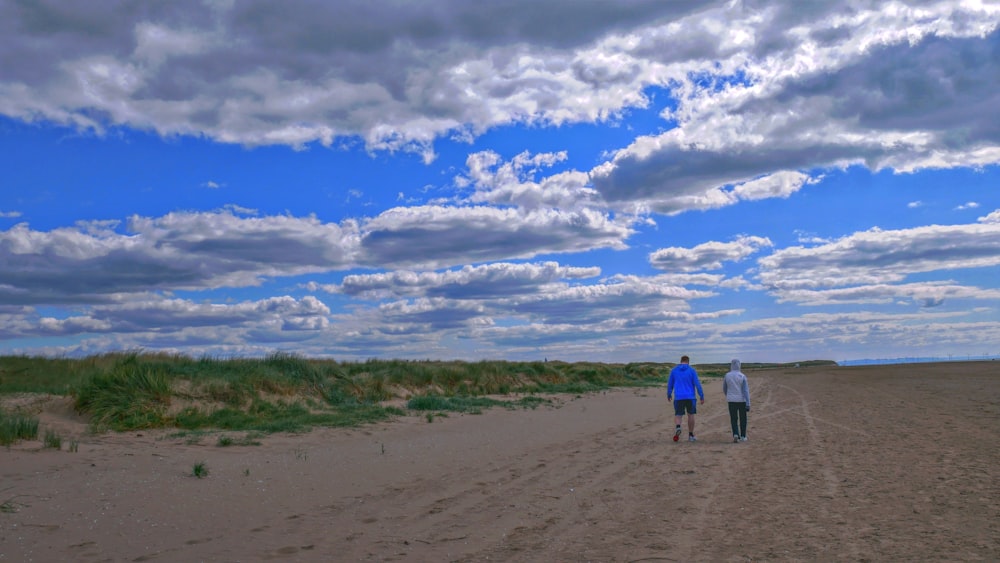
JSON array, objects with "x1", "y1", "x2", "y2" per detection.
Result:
[{"x1": 2, "y1": 362, "x2": 998, "y2": 561}]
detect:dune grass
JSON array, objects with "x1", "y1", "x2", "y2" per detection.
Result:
[
  {"x1": 192, "y1": 461, "x2": 209, "y2": 479},
  {"x1": 1, "y1": 352, "x2": 833, "y2": 435},
  {"x1": 42, "y1": 429, "x2": 62, "y2": 450},
  {"x1": 73, "y1": 356, "x2": 173, "y2": 431},
  {"x1": 0, "y1": 411, "x2": 39, "y2": 446},
  {"x1": 217, "y1": 433, "x2": 263, "y2": 447},
  {"x1": 406, "y1": 394, "x2": 549, "y2": 414}
]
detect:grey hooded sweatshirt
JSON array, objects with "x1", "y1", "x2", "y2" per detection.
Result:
[{"x1": 722, "y1": 359, "x2": 751, "y2": 408}]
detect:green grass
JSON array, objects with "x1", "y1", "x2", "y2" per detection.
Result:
[
  {"x1": 73, "y1": 357, "x2": 172, "y2": 431},
  {"x1": 192, "y1": 461, "x2": 209, "y2": 478},
  {"x1": 217, "y1": 433, "x2": 263, "y2": 447},
  {"x1": 1, "y1": 352, "x2": 835, "y2": 436},
  {"x1": 407, "y1": 394, "x2": 550, "y2": 413},
  {"x1": 174, "y1": 400, "x2": 402, "y2": 433},
  {"x1": 0, "y1": 411, "x2": 39, "y2": 446},
  {"x1": 43, "y1": 429, "x2": 62, "y2": 450}
]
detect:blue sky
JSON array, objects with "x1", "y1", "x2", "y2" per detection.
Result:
[{"x1": 2, "y1": 1, "x2": 1000, "y2": 363}]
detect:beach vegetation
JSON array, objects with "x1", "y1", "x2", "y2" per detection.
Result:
[
  {"x1": 0, "y1": 410, "x2": 39, "y2": 446},
  {"x1": 192, "y1": 461, "x2": 209, "y2": 478},
  {"x1": 0, "y1": 352, "x2": 835, "y2": 435},
  {"x1": 1, "y1": 500, "x2": 20, "y2": 513},
  {"x1": 42, "y1": 429, "x2": 62, "y2": 449},
  {"x1": 217, "y1": 432, "x2": 263, "y2": 447},
  {"x1": 407, "y1": 394, "x2": 548, "y2": 414}
]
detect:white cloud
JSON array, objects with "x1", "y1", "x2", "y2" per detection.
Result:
[
  {"x1": 0, "y1": 294, "x2": 330, "y2": 339},
  {"x1": 0, "y1": 212, "x2": 360, "y2": 304},
  {"x1": 359, "y1": 205, "x2": 633, "y2": 269},
  {"x1": 337, "y1": 262, "x2": 600, "y2": 300},
  {"x1": 731, "y1": 171, "x2": 818, "y2": 201},
  {"x1": 772, "y1": 281, "x2": 1000, "y2": 307},
  {"x1": 221, "y1": 204, "x2": 257, "y2": 215},
  {"x1": 0, "y1": 204, "x2": 640, "y2": 305},
  {"x1": 588, "y1": 4, "x2": 1000, "y2": 214},
  {"x1": 3, "y1": 1, "x2": 1000, "y2": 362},
  {"x1": 794, "y1": 230, "x2": 832, "y2": 245},
  {"x1": 650, "y1": 235, "x2": 772, "y2": 272},
  {"x1": 4, "y1": 0, "x2": 993, "y2": 177},
  {"x1": 907, "y1": 201, "x2": 923, "y2": 208},
  {"x1": 0, "y1": 210, "x2": 22, "y2": 218},
  {"x1": 0, "y1": 1, "x2": 707, "y2": 155},
  {"x1": 298, "y1": 267, "x2": 725, "y2": 356},
  {"x1": 955, "y1": 201, "x2": 980, "y2": 210},
  {"x1": 459, "y1": 150, "x2": 602, "y2": 211},
  {"x1": 757, "y1": 221, "x2": 1000, "y2": 290}
]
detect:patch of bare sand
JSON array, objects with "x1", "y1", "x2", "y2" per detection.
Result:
[{"x1": 1, "y1": 362, "x2": 998, "y2": 561}]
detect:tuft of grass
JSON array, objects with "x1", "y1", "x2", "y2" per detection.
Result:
[
  {"x1": 0, "y1": 412, "x2": 39, "y2": 446},
  {"x1": 175, "y1": 399, "x2": 400, "y2": 433},
  {"x1": 192, "y1": 461, "x2": 209, "y2": 478},
  {"x1": 1, "y1": 500, "x2": 20, "y2": 513},
  {"x1": 216, "y1": 433, "x2": 262, "y2": 447},
  {"x1": 74, "y1": 359, "x2": 172, "y2": 431},
  {"x1": 407, "y1": 394, "x2": 548, "y2": 414},
  {"x1": 43, "y1": 429, "x2": 62, "y2": 450}
]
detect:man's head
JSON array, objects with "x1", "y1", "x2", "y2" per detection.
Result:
[{"x1": 680, "y1": 355, "x2": 690, "y2": 364}]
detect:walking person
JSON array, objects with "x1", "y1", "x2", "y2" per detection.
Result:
[
  {"x1": 667, "y1": 355, "x2": 705, "y2": 442},
  {"x1": 723, "y1": 359, "x2": 751, "y2": 442}
]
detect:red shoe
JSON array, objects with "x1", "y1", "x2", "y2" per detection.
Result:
[{"x1": 673, "y1": 427, "x2": 682, "y2": 442}]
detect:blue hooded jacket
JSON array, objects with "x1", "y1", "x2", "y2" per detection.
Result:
[{"x1": 667, "y1": 363, "x2": 704, "y2": 401}]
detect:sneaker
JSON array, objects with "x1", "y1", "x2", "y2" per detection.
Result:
[
  {"x1": 733, "y1": 434, "x2": 740, "y2": 443},
  {"x1": 740, "y1": 436, "x2": 748, "y2": 442},
  {"x1": 688, "y1": 435, "x2": 697, "y2": 442},
  {"x1": 673, "y1": 427, "x2": 682, "y2": 442}
]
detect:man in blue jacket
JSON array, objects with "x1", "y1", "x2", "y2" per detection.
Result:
[{"x1": 667, "y1": 355, "x2": 705, "y2": 442}]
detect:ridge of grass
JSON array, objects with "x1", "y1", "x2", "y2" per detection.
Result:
[{"x1": 1, "y1": 353, "x2": 836, "y2": 435}]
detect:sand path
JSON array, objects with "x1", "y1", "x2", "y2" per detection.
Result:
[{"x1": 2, "y1": 362, "x2": 998, "y2": 561}]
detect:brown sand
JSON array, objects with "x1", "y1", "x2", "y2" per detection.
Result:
[{"x1": 2, "y1": 361, "x2": 998, "y2": 562}]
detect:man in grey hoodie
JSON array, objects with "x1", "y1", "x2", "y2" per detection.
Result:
[{"x1": 722, "y1": 359, "x2": 751, "y2": 442}]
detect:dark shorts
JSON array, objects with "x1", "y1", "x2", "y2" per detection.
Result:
[{"x1": 673, "y1": 399, "x2": 697, "y2": 416}]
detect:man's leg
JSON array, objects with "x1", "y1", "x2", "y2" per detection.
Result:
[
  {"x1": 687, "y1": 413, "x2": 695, "y2": 434},
  {"x1": 728, "y1": 402, "x2": 740, "y2": 437},
  {"x1": 738, "y1": 404, "x2": 748, "y2": 438}
]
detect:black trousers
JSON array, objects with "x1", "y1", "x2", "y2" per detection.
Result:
[{"x1": 728, "y1": 402, "x2": 748, "y2": 437}]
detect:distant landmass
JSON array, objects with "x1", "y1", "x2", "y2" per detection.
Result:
[{"x1": 839, "y1": 355, "x2": 1000, "y2": 366}]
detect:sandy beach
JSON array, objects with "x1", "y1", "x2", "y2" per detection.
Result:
[{"x1": 2, "y1": 361, "x2": 998, "y2": 562}]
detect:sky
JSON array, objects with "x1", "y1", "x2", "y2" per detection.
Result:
[{"x1": 2, "y1": 0, "x2": 1000, "y2": 364}]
